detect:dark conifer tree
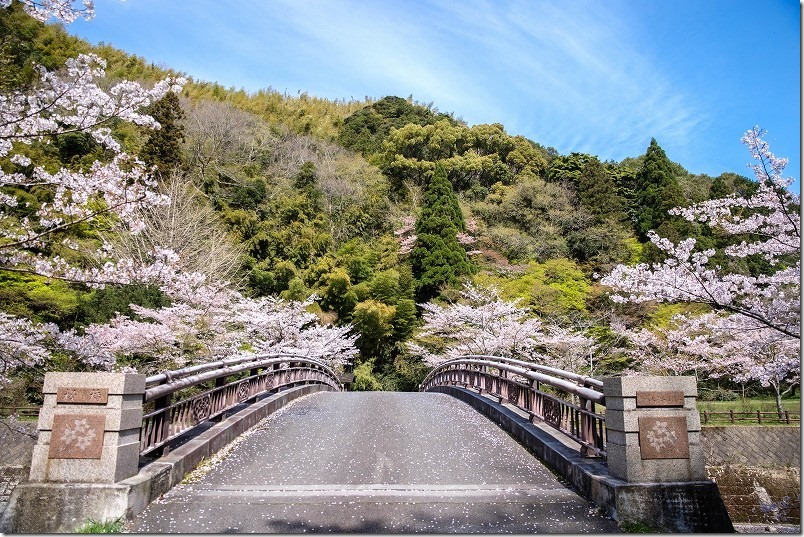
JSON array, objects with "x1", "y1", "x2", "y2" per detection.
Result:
[
  {"x1": 577, "y1": 157, "x2": 627, "y2": 224},
  {"x1": 141, "y1": 91, "x2": 186, "y2": 178},
  {"x1": 411, "y1": 165, "x2": 472, "y2": 302},
  {"x1": 708, "y1": 174, "x2": 730, "y2": 199},
  {"x1": 633, "y1": 138, "x2": 685, "y2": 240}
]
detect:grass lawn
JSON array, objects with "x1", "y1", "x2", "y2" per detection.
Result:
[{"x1": 696, "y1": 397, "x2": 801, "y2": 414}]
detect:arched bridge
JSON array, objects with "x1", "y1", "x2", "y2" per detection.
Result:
[{"x1": 3, "y1": 354, "x2": 734, "y2": 533}]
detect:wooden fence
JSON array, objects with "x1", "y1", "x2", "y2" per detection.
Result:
[
  {"x1": 0, "y1": 406, "x2": 40, "y2": 418},
  {"x1": 699, "y1": 410, "x2": 800, "y2": 425}
]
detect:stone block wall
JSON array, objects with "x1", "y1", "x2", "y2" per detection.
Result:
[
  {"x1": 701, "y1": 426, "x2": 800, "y2": 467},
  {"x1": 0, "y1": 421, "x2": 37, "y2": 466},
  {"x1": 0, "y1": 466, "x2": 28, "y2": 520},
  {"x1": 0, "y1": 420, "x2": 38, "y2": 521}
]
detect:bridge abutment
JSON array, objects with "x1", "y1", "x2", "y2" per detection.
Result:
[
  {"x1": 28, "y1": 372, "x2": 146, "y2": 484},
  {"x1": 601, "y1": 376, "x2": 732, "y2": 532},
  {"x1": 0, "y1": 372, "x2": 331, "y2": 533},
  {"x1": 1, "y1": 372, "x2": 145, "y2": 533},
  {"x1": 431, "y1": 379, "x2": 734, "y2": 533}
]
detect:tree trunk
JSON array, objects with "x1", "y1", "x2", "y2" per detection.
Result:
[{"x1": 774, "y1": 384, "x2": 784, "y2": 419}]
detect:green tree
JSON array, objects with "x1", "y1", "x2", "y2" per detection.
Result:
[
  {"x1": 270, "y1": 260, "x2": 299, "y2": 293},
  {"x1": 411, "y1": 165, "x2": 473, "y2": 301},
  {"x1": 280, "y1": 277, "x2": 309, "y2": 302},
  {"x1": 141, "y1": 91, "x2": 186, "y2": 177},
  {"x1": 338, "y1": 95, "x2": 457, "y2": 156},
  {"x1": 293, "y1": 161, "x2": 318, "y2": 191},
  {"x1": 608, "y1": 161, "x2": 639, "y2": 225},
  {"x1": 352, "y1": 300, "x2": 396, "y2": 361},
  {"x1": 391, "y1": 298, "x2": 417, "y2": 341},
  {"x1": 633, "y1": 139, "x2": 685, "y2": 240},
  {"x1": 474, "y1": 258, "x2": 592, "y2": 319},
  {"x1": 379, "y1": 120, "x2": 547, "y2": 197},
  {"x1": 546, "y1": 152, "x2": 594, "y2": 191},
  {"x1": 319, "y1": 268, "x2": 357, "y2": 321},
  {"x1": 708, "y1": 174, "x2": 729, "y2": 199},
  {"x1": 577, "y1": 157, "x2": 627, "y2": 223},
  {"x1": 368, "y1": 269, "x2": 401, "y2": 304},
  {"x1": 351, "y1": 360, "x2": 383, "y2": 391}
]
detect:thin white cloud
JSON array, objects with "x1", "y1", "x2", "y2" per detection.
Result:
[
  {"x1": 238, "y1": 0, "x2": 705, "y2": 161},
  {"x1": 67, "y1": 0, "x2": 798, "y2": 188},
  {"x1": 425, "y1": 0, "x2": 704, "y2": 158}
]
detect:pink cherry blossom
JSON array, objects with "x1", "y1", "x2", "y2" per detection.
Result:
[
  {"x1": 409, "y1": 283, "x2": 596, "y2": 373},
  {"x1": 602, "y1": 128, "x2": 799, "y2": 413},
  {"x1": 0, "y1": 0, "x2": 94, "y2": 23},
  {"x1": 602, "y1": 128, "x2": 799, "y2": 340}
]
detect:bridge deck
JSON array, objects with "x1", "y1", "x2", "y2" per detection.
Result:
[{"x1": 128, "y1": 391, "x2": 620, "y2": 533}]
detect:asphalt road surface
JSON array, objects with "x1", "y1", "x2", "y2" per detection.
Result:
[{"x1": 127, "y1": 391, "x2": 620, "y2": 533}]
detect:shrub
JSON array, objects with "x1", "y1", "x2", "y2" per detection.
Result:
[
  {"x1": 699, "y1": 387, "x2": 739, "y2": 402},
  {"x1": 351, "y1": 360, "x2": 383, "y2": 391},
  {"x1": 76, "y1": 517, "x2": 124, "y2": 533}
]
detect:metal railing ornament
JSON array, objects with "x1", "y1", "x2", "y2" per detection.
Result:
[
  {"x1": 140, "y1": 354, "x2": 342, "y2": 455},
  {"x1": 420, "y1": 354, "x2": 606, "y2": 458}
]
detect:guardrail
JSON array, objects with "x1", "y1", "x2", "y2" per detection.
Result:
[
  {"x1": 420, "y1": 355, "x2": 606, "y2": 458},
  {"x1": 700, "y1": 410, "x2": 801, "y2": 425},
  {"x1": 140, "y1": 354, "x2": 342, "y2": 455}
]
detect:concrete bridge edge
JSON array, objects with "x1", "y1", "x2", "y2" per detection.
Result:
[
  {"x1": 429, "y1": 385, "x2": 734, "y2": 533},
  {"x1": 1, "y1": 383, "x2": 332, "y2": 533}
]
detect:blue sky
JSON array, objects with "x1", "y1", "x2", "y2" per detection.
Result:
[{"x1": 67, "y1": 0, "x2": 800, "y2": 190}]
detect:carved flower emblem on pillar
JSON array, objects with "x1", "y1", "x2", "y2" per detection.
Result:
[
  {"x1": 646, "y1": 420, "x2": 678, "y2": 451},
  {"x1": 49, "y1": 414, "x2": 106, "y2": 459},
  {"x1": 637, "y1": 416, "x2": 690, "y2": 460},
  {"x1": 60, "y1": 417, "x2": 98, "y2": 451}
]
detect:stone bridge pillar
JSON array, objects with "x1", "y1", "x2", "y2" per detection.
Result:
[
  {"x1": 1, "y1": 372, "x2": 145, "y2": 533},
  {"x1": 603, "y1": 376, "x2": 705, "y2": 483},
  {"x1": 602, "y1": 376, "x2": 733, "y2": 532},
  {"x1": 29, "y1": 372, "x2": 146, "y2": 484}
]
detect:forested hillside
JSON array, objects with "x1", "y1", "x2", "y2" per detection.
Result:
[{"x1": 0, "y1": 1, "x2": 798, "y2": 410}]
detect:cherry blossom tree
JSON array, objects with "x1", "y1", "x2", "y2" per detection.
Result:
[
  {"x1": 0, "y1": 313, "x2": 60, "y2": 385},
  {"x1": 394, "y1": 215, "x2": 417, "y2": 256},
  {"x1": 537, "y1": 324, "x2": 599, "y2": 374},
  {"x1": 0, "y1": 0, "x2": 94, "y2": 23},
  {"x1": 602, "y1": 127, "x2": 800, "y2": 413},
  {"x1": 0, "y1": 0, "x2": 189, "y2": 382},
  {"x1": 0, "y1": 0, "x2": 187, "y2": 291},
  {"x1": 611, "y1": 313, "x2": 799, "y2": 416},
  {"x1": 408, "y1": 283, "x2": 595, "y2": 373},
  {"x1": 409, "y1": 283, "x2": 543, "y2": 365},
  {"x1": 232, "y1": 294, "x2": 358, "y2": 368},
  {"x1": 0, "y1": 54, "x2": 186, "y2": 284},
  {"x1": 680, "y1": 314, "x2": 799, "y2": 415},
  {"x1": 602, "y1": 127, "x2": 799, "y2": 338},
  {"x1": 0, "y1": 1, "x2": 358, "y2": 385},
  {"x1": 64, "y1": 290, "x2": 357, "y2": 374},
  {"x1": 608, "y1": 315, "x2": 721, "y2": 379}
]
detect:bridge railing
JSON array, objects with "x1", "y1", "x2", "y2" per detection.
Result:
[
  {"x1": 140, "y1": 354, "x2": 341, "y2": 455},
  {"x1": 420, "y1": 354, "x2": 606, "y2": 458}
]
